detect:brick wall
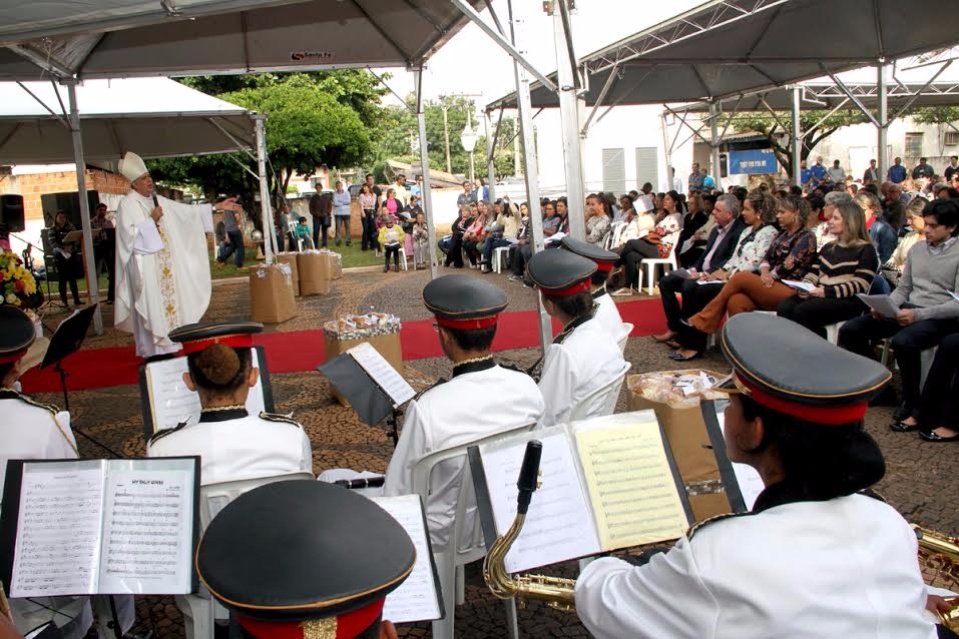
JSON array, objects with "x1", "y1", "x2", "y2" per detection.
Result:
[{"x1": 5, "y1": 168, "x2": 132, "y2": 222}]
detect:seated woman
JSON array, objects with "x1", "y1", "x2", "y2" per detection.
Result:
[
  {"x1": 688, "y1": 195, "x2": 817, "y2": 333},
  {"x1": 575, "y1": 313, "x2": 943, "y2": 638},
  {"x1": 585, "y1": 193, "x2": 612, "y2": 246},
  {"x1": 777, "y1": 199, "x2": 878, "y2": 338},
  {"x1": 462, "y1": 200, "x2": 488, "y2": 267},
  {"x1": 915, "y1": 332, "x2": 959, "y2": 442},
  {"x1": 442, "y1": 204, "x2": 473, "y2": 268},
  {"x1": 612, "y1": 190, "x2": 683, "y2": 296},
  {"x1": 856, "y1": 190, "x2": 898, "y2": 265},
  {"x1": 147, "y1": 321, "x2": 313, "y2": 486},
  {"x1": 882, "y1": 198, "x2": 926, "y2": 287},
  {"x1": 668, "y1": 190, "x2": 779, "y2": 361},
  {"x1": 378, "y1": 216, "x2": 406, "y2": 273},
  {"x1": 677, "y1": 192, "x2": 709, "y2": 267}
]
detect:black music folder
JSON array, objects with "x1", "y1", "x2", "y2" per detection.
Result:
[
  {"x1": 318, "y1": 343, "x2": 415, "y2": 427},
  {"x1": 0, "y1": 457, "x2": 201, "y2": 598},
  {"x1": 700, "y1": 399, "x2": 764, "y2": 513}
]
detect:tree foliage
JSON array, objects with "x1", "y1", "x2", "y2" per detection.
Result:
[
  {"x1": 911, "y1": 106, "x2": 959, "y2": 126},
  {"x1": 730, "y1": 109, "x2": 874, "y2": 177}
]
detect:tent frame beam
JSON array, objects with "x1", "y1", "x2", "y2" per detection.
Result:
[{"x1": 413, "y1": 69, "x2": 440, "y2": 281}]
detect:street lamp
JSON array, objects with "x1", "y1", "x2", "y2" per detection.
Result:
[{"x1": 460, "y1": 124, "x2": 478, "y2": 183}]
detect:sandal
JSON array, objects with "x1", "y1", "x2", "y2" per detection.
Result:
[
  {"x1": 653, "y1": 331, "x2": 678, "y2": 343},
  {"x1": 890, "y1": 420, "x2": 920, "y2": 433},
  {"x1": 665, "y1": 340, "x2": 681, "y2": 349},
  {"x1": 669, "y1": 350, "x2": 701, "y2": 362},
  {"x1": 610, "y1": 287, "x2": 634, "y2": 297},
  {"x1": 920, "y1": 430, "x2": 959, "y2": 442}
]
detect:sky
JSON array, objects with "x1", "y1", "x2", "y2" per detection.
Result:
[{"x1": 378, "y1": 0, "x2": 704, "y2": 111}]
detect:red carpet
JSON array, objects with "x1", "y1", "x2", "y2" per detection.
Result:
[{"x1": 20, "y1": 298, "x2": 665, "y2": 393}]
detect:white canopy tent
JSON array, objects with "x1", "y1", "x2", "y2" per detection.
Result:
[{"x1": 0, "y1": 77, "x2": 256, "y2": 163}]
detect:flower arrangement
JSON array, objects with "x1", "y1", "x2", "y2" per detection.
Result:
[{"x1": 1, "y1": 250, "x2": 42, "y2": 309}]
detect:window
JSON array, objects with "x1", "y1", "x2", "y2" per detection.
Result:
[
  {"x1": 945, "y1": 131, "x2": 959, "y2": 146},
  {"x1": 635, "y1": 147, "x2": 659, "y2": 192},
  {"x1": 904, "y1": 132, "x2": 924, "y2": 158},
  {"x1": 602, "y1": 148, "x2": 626, "y2": 194}
]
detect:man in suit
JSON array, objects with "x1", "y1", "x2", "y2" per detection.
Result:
[{"x1": 653, "y1": 194, "x2": 746, "y2": 353}]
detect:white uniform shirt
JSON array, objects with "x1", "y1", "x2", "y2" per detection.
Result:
[
  {"x1": 538, "y1": 319, "x2": 626, "y2": 427},
  {"x1": 575, "y1": 493, "x2": 937, "y2": 639},
  {"x1": 147, "y1": 410, "x2": 312, "y2": 486},
  {"x1": 383, "y1": 362, "x2": 545, "y2": 549},
  {"x1": 593, "y1": 292, "x2": 625, "y2": 339},
  {"x1": 0, "y1": 391, "x2": 78, "y2": 495}
]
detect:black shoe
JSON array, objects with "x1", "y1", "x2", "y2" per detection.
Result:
[
  {"x1": 890, "y1": 420, "x2": 921, "y2": 433},
  {"x1": 481, "y1": 267, "x2": 493, "y2": 274},
  {"x1": 383, "y1": 266, "x2": 390, "y2": 273},
  {"x1": 920, "y1": 430, "x2": 959, "y2": 442},
  {"x1": 393, "y1": 264, "x2": 399, "y2": 273},
  {"x1": 669, "y1": 350, "x2": 702, "y2": 362}
]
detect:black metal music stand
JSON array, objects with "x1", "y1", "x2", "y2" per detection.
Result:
[
  {"x1": 318, "y1": 355, "x2": 401, "y2": 446},
  {"x1": 39, "y1": 303, "x2": 123, "y2": 458}
]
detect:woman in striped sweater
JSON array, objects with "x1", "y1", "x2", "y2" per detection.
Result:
[{"x1": 777, "y1": 199, "x2": 878, "y2": 338}]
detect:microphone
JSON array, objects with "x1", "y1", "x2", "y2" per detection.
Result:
[
  {"x1": 516, "y1": 440, "x2": 542, "y2": 515},
  {"x1": 333, "y1": 476, "x2": 386, "y2": 490}
]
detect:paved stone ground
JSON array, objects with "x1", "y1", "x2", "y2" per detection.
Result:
[{"x1": 29, "y1": 266, "x2": 959, "y2": 638}]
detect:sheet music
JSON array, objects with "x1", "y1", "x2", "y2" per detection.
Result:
[
  {"x1": 347, "y1": 342, "x2": 415, "y2": 406},
  {"x1": 147, "y1": 349, "x2": 265, "y2": 431},
  {"x1": 373, "y1": 495, "x2": 442, "y2": 623},
  {"x1": 98, "y1": 463, "x2": 195, "y2": 594},
  {"x1": 10, "y1": 461, "x2": 106, "y2": 597},
  {"x1": 481, "y1": 429, "x2": 600, "y2": 573},
  {"x1": 856, "y1": 293, "x2": 900, "y2": 319},
  {"x1": 575, "y1": 417, "x2": 689, "y2": 551},
  {"x1": 714, "y1": 411, "x2": 765, "y2": 510}
]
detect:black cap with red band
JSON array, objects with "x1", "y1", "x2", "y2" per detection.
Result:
[
  {"x1": 559, "y1": 236, "x2": 617, "y2": 273},
  {"x1": 527, "y1": 249, "x2": 597, "y2": 297},
  {"x1": 423, "y1": 274, "x2": 508, "y2": 331},
  {"x1": 0, "y1": 305, "x2": 36, "y2": 366},
  {"x1": 716, "y1": 313, "x2": 891, "y2": 426},
  {"x1": 168, "y1": 321, "x2": 263, "y2": 355}
]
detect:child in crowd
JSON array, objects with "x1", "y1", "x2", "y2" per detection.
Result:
[
  {"x1": 378, "y1": 216, "x2": 406, "y2": 272},
  {"x1": 295, "y1": 217, "x2": 314, "y2": 249}
]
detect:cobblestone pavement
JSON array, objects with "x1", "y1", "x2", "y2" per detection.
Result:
[{"x1": 30, "y1": 267, "x2": 959, "y2": 638}]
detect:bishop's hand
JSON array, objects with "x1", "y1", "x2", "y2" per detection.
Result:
[
  {"x1": 151, "y1": 206, "x2": 163, "y2": 223},
  {"x1": 219, "y1": 197, "x2": 243, "y2": 212}
]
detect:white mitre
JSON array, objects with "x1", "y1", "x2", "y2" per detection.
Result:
[{"x1": 119, "y1": 151, "x2": 149, "y2": 183}]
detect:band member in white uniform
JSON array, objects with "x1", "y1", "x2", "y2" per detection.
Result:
[
  {"x1": 575, "y1": 313, "x2": 950, "y2": 639},
  {"x1": 527, "y1": 250, "x2": 627, "y2": 427},
  {"x1": 147, "y1": 321, "x2": 313, "y2": 485},
  {"x1": 382, "y1": 275, "x2": 545, "y2": 549},
  {"x1": 560, "y1": 236, "x2": 626, "y2": 340}
]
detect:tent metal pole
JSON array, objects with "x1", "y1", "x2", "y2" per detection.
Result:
[
  {"x1": 509, "y1": 0, "x2": 550, "y2": 354},
  {"x1": 661, "y1": 111, "x2": 672, "y2": 192},
  {"x1": 414, "y1": 69, "x2": 440, "y2": 281},
  {"x1": 878, "y1": 64, "x2": 888, "y2": 181},
  {"x1": 791, "y1": 86, "x2": 802, "y2": 186},
  {"x1": 552, "y1": 0, "x2": 585, "y2": 239},
  {"x1": 64, "y1": 79, "x2": 103, "y2": 335},
  {"x1": 253, "y1": 115, "x2": 275, "y2": 264},
  {"x1": 483, "y1": 111, "x2": 497, "y2": 204},
  {"x1": 709, "y1": 102, "x2": 722, "y2": 192}
]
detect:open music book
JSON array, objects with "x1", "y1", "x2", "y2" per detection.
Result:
[
  {"x1": 0, "y1": 457, "x2": 200, "y2": 598},
  {"x1": 469, "y1": 411, "x2": 693, "y2": 574},
  {"x1": 370, "y1": 495, "x2": 444, "y2": 624},
  {"x1": 139, "y1": 347, "x2": 274, "y2": 435}
]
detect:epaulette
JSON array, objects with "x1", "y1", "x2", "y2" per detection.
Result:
[
  {"x1": 258, "y1": 411, "x2": 300, "y2": 427},
  {"x1": 859, "y1": 488, "x2": 887, "y2": 503},
  {"x1": 499, "y1": 362, "x2": 525, "y2": 374},
  {"x1": 414, "y1": 377, "x2": 447, "y2": 401},
  {"x1": 149, "y1": 421, "x2": 187, "y2": 445},
  {"x1": 686, "y1": 511, "x2": 753, "y2": 541},
  {"x1": 3, "y1": 389, "x2": 60, "y2": 416}
]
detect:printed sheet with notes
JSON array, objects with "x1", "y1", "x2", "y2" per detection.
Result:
[
  {"x1": 1, "y1": 457, "x2": 199, "y2": 597},
  {"x1": 472, "y1": 412, "x2": 692, "y2": 573}
]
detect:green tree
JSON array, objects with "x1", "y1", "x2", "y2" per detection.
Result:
[
  {"x1": 911, "y1": 107, "x2": 959, "y2": 126},
  {"x1": 730, "y1": 110, "x2": 874, "y2": 178}
]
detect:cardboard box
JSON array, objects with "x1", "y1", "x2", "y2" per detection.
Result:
[
  {"x1": 627, "y1": 370, "x2": 733, "y2": 523},
  {"x1": 323, "y1": 251, "x2": 343, "y2": 280},
  {"x1": 275, "y1": 252, "x2": 300, "y2": 297},
  {"x1": 324, "y1": 329, "x2": 403, "y2": 407},
  {"x1": 249, "y1": 264, "x2": 296, "y2": 324},
  {"x1": 297, "y1": 252, "x2": 331, "y2": 296}
]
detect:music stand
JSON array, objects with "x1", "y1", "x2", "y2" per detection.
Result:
[{"x1": 39, "y1": 303, "x2": 123, "y2": 458}]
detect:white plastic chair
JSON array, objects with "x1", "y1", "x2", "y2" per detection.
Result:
[
  {"x1": 568, "y1": 361, "x2": 631, "y2": 423},
  {"x1": 879, "y1": 342, "x2": 937, "y2": 390},
  {"x1": 493, "y1": 246, "x2": 511, "y2": 273},
  {"x1": 636, "y1": 247, "x2": 678, "y2": 296},
  {"x1": 824, "y1": 321, "x2": 845, "y2": 346},
  {"x1": 410, "y1": 423, "x2": 537, "y2": 639},
  {"x1": 178, "y1": 471, "x2": 315, "y2": 639},
  {"x1": 616, "y1": 322, "x2": 634, "y2": 353},
  {"x1": 606, "y1": 221, "x2": 626, "y2": 251},
  {"x1": 398, "y1": 246, "x2": 409, "y2": 271}
]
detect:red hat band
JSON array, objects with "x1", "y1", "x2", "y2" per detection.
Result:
[
  {"x1": 180, "y1": 334, "x2": 255, "y2": 356},
  {"x1": 736, "y1": 374, "x2": 868, "y2": 426},
  {"x1": 594, "y1": 262, "x2": 614, "y2": 273},
  {"x1": 236, "y1": 599, "x2": 384, "y2": 639},
  {"x1": 435, "y1": 316, "x2": 498, "y2": 330},
  {"x1": 544, "y1": 280, "x2": 591, "y2": 297}
]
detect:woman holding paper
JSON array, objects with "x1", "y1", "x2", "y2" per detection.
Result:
[
  {"x1": 777, "y1": 199, "x2": 878, "y2": 338},
  {"x1": 49, "y1": 210, "x2": 82, "y2": 309},
  {"x1": 575, "y1": 313, "x2": 944, "y2": 639}
]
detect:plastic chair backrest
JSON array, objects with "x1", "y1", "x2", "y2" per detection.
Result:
[
  {"x1": 200, "y1": 471, "x2": 315, "y2": 530},
  {"x1": 568, "y1": 361, "x2": 631, "y2": 422},
  {"x1": 616, "y1": 323, "x2": 634, "y2": 353}
]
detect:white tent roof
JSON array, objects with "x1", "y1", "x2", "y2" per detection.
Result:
[
  {"x1": 487, "y1": 0, "x2": 959, "y2": 111},
  {"x1": 0, "y1": 0, "x2": 487, "y2": 80},
  {"x1": 0, "y1": 77, "x2": 255, "y2": 163}
]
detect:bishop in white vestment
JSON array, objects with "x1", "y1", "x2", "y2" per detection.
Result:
[{"x1": 114, "y1": 151, "x2": 241, "y2": 358}]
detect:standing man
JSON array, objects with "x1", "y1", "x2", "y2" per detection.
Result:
[
  {"x1": 393, "y1": 173, "x2": 410, "y2": 208},
  {"x1": 90, "y1": 202, "x2": 116, "y2": 304},
  {"x1": 114, "y1": 151, "x2": 242, "y2": 359},
  {"x1": 888, "y1": 157, "x2": 908, "y2": 184},
  {"x1": 457, "y1": 181, "x2": 474, "y2": 208},
  {"x1": 863, "y1": 159, "x2": 879, "y2": 184},
  {"x1": 411, "y1": 174, "x2": 423, "y2": 198},
  {"x1": 215, "y1": 195, "x2": 245, "y2": 269},
  {"x1": 670, "y1": 167, "x2": 683, "y2": 193},
  {"x1": 688, "y1": 162, "x2": 705, "y2": 193},
  {"x1": 809, "y1": 156, "x2": 827, "y2": 187},
  {"x1": 799, "y1": 160, "x2": 813, "y2": 188},
  {"x1": 332, "y1": 180, "x2": 352, "y2": 247},
  {"x1": 945, "y1": 156, "x2": 959, "y2": 181},
  {"x1": 912, "y1": 157, "x2": 935, "y2": 180},
  {"x1": 309, "y1": 181, "x2": 332, "y2": 249},
  {"x1": 827, "y1": 159, "x2": 846, "y2": 185}
]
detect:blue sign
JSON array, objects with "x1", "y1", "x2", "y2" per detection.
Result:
[{"x1": 729, "y1": 149, "x2": 778, "y2": 175}]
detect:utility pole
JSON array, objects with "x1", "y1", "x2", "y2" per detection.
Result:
[{"x1": 441, "y1": 103, "x2": 452, "y2": 174}]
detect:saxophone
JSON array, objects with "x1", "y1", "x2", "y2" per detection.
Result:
[
  {"x1": 482, "y1": 440, "x2": 578, "y2": 612},
  {"x1": 914, "y1": 525, "x2": 959, "y2": 631}
]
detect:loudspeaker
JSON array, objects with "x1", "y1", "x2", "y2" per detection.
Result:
[{"x1": 0, "y1": 194, "x2": 24, "y2": 232}]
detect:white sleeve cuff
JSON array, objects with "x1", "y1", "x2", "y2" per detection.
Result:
[
  {"x1": 133, "y1": 219, "x2": 164, "y2": 254},
  {"x1": 200, "y1": 204, "x2": 214, "y2": 234}
]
